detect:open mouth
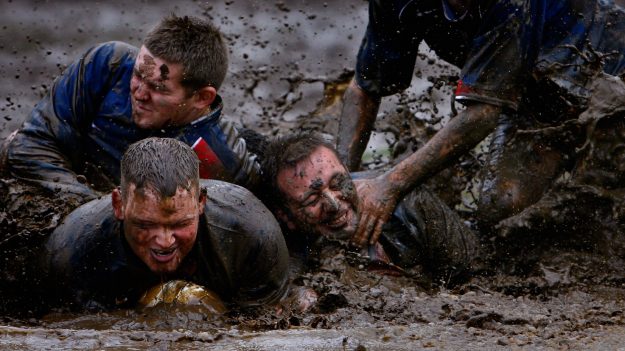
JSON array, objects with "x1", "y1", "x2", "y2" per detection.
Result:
[
  {"x1": 324, "y1": 210, "x2": 349, "y2": 228},
  {"x1": 151, "y1": 247, "x2": 177, "y2": 263}
]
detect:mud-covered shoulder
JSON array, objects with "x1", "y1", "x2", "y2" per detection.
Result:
[
  {"x1": 200, "y1": 179, "x2": 280, "y2": 238},
  {"x1": 199, "y1": 179, "x2": 289, "y2": 306},
  {"x1": 84, "y1": 41, "x2": 137, "y2": 64},
  {"x1": 45, "y1": 195, "x2": 118, "y2": 275}
]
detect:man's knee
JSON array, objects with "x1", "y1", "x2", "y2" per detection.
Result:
[
  {"x1": 476, "y1": 181, "x2": 524, "y2": 225},
  {"x1": 477, "y1": 139, "x2": 571, "y2": 226}
]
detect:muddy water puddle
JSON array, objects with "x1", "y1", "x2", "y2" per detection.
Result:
[
  {"x1": 3, "y1": 281, "x2": 625, "y2": 350},
  {"x1": 3, "y1": 236, "x2": 625, "y2": 350}
]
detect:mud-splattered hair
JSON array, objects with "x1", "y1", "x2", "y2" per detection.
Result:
[
  {"x1": 261, "y1": 132, "x2": 338, "y2": 209},
  {"x1": 144, "y1": 14, "x2": 228, "y2": 93},
  {"x1": 120, "y1": 137, "x2": 200, "y2": 199}
]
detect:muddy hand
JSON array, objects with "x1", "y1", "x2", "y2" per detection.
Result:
[
  {"x1": 293, "y1": 287, "x2": 318, "y2": 313},
  {"x1": 276, "y1": 286, "x2": 318, "y2": 315},
  {"x1": 351, "y1": 177, "x2": 399, "y2": 247}
]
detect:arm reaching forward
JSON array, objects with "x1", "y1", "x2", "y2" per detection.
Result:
[
  {"x1": 337, "y1": 79, "x2": 381, "y2": 171},
  {"x1": 351, "y1": 103, "x2": 501, "y2": 247}
]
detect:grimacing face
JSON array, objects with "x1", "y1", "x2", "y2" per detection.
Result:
[
  {"x1": 130, "y1": 46, "x2": 206, "y2": 129},
  {"x1": 277, "y1": 146, "x2": 360, "y2": 239},
  {"x1": 112, "y1": 184, "x2": 205, "y2": 274}
]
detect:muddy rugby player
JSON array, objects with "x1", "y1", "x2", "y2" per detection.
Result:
[
  {"x1": 43, "y1": 138, "x2": 288, "y2": 311},
  {"x1": 337, "y1": 0, "x2": 625, "y2": 247},
  {"x1": 261, "y1": 133, "x2": 480, "y2": 283},
  {"x1": 0, "y1": 14, "x2": 260, "y2": 205}
]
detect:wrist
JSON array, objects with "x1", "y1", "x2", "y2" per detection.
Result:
[{"x1": 377, "y1": 172, "x2": 403, "y2": 200}]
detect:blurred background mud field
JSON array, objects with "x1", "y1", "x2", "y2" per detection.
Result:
[{"x1": 3, "y1": 1, "x2": 625, "y2": 350}]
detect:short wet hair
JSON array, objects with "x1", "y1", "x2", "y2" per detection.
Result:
[
  {"x1": 120, "y1": 137, "x2": 200, "y2": 199},
  {"x1": 261, "y1": 132, "x2": 338, "y2": 209},
  {"x1": 144, "y1": 14, "x2": 228, "y2": 93}
]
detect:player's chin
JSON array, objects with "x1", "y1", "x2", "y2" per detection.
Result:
[
  {"x1": 147, "y1": 254, "x2": 182, "y2": 274},
  {"x1": 132, "y1": 116, "x2": 151, "y2": 129},
  {"x1": 320, "y1": 224, "x2": 356, "y2": 241},
  {"x1": 132, "y1": 111, "x2": 147, "y2": 127},
  {"x1": 131, "y1": 107, "x2": 161, "y2": 128},
  {"x1": 149, "y1": 262, "x2": 180, "y2": 275}
]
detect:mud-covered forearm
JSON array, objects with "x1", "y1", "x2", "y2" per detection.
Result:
[
  {"x1": 337, "y1": 79, "x2": 381, "y2": 171},
  {"x1": 6, "y1": 105, "x2": 98, "y2": 201},
  {"x1": 384, "y1": 103, "x2": 501, "y2": 199},
  {"x1": 7, "y1": 142, "x2": 98, "y2": 201},
  {"x1": 3, "y1": 45, "x2": 115, "y2": 202}
]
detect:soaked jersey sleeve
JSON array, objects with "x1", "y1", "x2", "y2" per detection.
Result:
[
  {"x1": 6, "y1": 41, "x2": 135, "y2": 201},
  {"x1": 220, "y1": 120, "x2": 263, "y2": 189},
  {"x1": 381, "y1": 186, "x2": 479, "y2": 278},
  {"x1": 193, "y1": 118, "x2": 261, "y2": 189},
  {"x1": 172, "y1": 96, "x2": 262, "y2": 190}
]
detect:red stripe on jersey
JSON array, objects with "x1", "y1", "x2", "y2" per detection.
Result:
[
  {"x1": 455, "y1": 80, "x2": 473, "y2": 96},
  {"x1": 192, "y1": 137, "x2": 225, "y2": 179}
]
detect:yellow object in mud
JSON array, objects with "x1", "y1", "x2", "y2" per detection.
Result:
[{"x1": 138, "y1": 280, "x2": 227, "y2": 314}]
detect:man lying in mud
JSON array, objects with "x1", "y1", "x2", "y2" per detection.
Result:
[
  {"x1": 0, "y1": 14, "x2": 260, "y2": 207},
  {"x1": 261, "y1": 132, "x2": 480, "y2": 283},
  {"x1": 43, "y1": 137, "x2": 288, "y2": 311},
  {"x1": 337, "y1": 0, "x2": 625, "y2": 246}
]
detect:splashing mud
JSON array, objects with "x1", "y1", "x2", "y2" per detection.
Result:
[{"x1": 3, "y1": 1, "x2": 625, "y2": 350}]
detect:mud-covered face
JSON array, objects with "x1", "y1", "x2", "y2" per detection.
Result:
[
  {"x1": 113, "y1": 184, "x2": 205, "y2": 274},
  {"x1": 277, "y1": 146, "x2": 359, "y2": 239},
  {"x1": 130, "y1": 46, "x2": 203, "y2": 129}
]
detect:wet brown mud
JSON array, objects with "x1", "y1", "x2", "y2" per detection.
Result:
[{"x1": 3, "y1": 1, "x2": 625, "y2": 350}]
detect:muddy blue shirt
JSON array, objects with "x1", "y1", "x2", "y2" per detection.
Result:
[
  {"x1": 357, "y1": 0, "x2": 625, "y2": 113},
  {"x1": 44, "y1": 180, "x2": 289, "y2": 310},
  {"x1": 6, "y1": 41, "x2": 260, "y2": 201}
]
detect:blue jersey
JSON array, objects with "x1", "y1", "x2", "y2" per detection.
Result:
[
  {"x1": 356, "y1": 0, "x2": 625, "y2": 113},
  {"x1": 6, "y1": 41, "x2": 260, "y2": 200}
]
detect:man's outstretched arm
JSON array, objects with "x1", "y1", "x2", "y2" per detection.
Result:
[
  {"x1": 5, "y1": 42, "x2": 133, "y2": 203},
  {"x1": 337, "y1": 79, "x2": 381, "y2": 171},
  {"x1": 351, "y1": 102, "x2": 501, "y2": 247},
  {"x1": 6, "y1": 113, "x2": 98, "y2": 202}
]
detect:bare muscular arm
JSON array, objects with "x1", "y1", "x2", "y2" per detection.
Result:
[
  {"x1": 351, "y1": 102, "x2": 501, "y2": 247},
  {"x1": 337, "y1": 79, "x2": 381, "y2": 171}
]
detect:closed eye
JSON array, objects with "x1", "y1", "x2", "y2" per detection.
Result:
[
  {"x1": 301, "y1": 194, "x2": 320, "y2": 207},
  {"x1": 172, "y1": 219, "x2": 194, "y2": 228},
  {"x1": 133, "y1": 69, "x2": 168, "y2": 92},
  {"x1": 133, "y1": 220, "x2": 156, "y2": 229},
  {"x1": 329, "y1": 173, "x2": 350, "y2": 190},
  {"x1": 149, "y1": 81, "x2": 167, "y2": 92}
]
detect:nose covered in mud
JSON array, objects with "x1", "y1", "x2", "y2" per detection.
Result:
[{"x1": 318, "y1": 192, "x2": 357, "y2": 240}]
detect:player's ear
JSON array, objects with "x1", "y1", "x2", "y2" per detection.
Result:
[
  {"x1": 112, "y1": 188, "x2": 125, "y2": 220},
  {"x1": 198, "y1": 187, "x2": 207, "y2": 215},
  {"x1": 192, "y1": 86, "x2": 217, "y2": 110}
]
